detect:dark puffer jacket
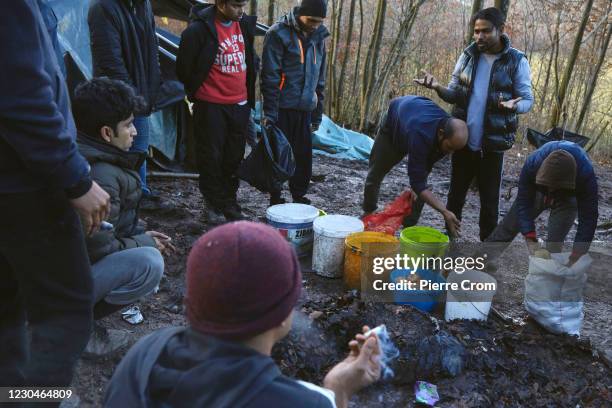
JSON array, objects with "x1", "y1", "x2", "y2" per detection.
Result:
[
  {"x1": 261, "y1": 8, "x2": 329, "y2": 126},
  {"x1": 176, "y1": 3, "x2": 257, "y2": 107},
  {"x1": 78, "y1": 132, "x2": 156, "y2": 263},
  {"x1": 445, "y1": 35, "x2": 525, "y2": 152}
]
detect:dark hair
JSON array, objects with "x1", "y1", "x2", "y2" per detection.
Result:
[
  {"x1": 72, "y1": 77, "x2": 145, "y2": 138},
  {"x1": 470, "y1": 7, "x2": 505, "y2": 31}
]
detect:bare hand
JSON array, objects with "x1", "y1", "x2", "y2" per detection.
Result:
[
  {"x1": 146, "y1": 231, "x2": 177, "y2": 254},
  {"x1": 323, "y1": 326, "x2": 381, "y2": 408},
  {"x1": 442, "y1": 210, "x2": 461, "y2": 238},
  {"x1": 498, "y1": 96, "x2": 522, "y2": 111},
  {"x1": 413, "y1": 70, "x2": 439, "y2": 90},
  {"x1": 70, "y1": 181, "x2": 111, "y2": 236}
]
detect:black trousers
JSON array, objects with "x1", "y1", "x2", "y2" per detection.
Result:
[
  {"x1": 363, "y1": 124, "x2": 426, "y2": 225},
  {"x1": 193, "y1": 101, "x2": 250, "y2": 209},
  {"x1": 446, "y1": 147, "x2": 504, "y2": 241},
  {"x1": 0, "y1": 190, "x2": 93, "y2": 388},
  {"x1": 275, "y1": 108, "x2": 312, "y2": 198}
]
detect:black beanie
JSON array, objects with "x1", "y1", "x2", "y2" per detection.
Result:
[{"x1": 298, "y1": 0, "x2": 327, "y2": 18}]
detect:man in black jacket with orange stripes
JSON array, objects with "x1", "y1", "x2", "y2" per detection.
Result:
[{"x1": 176, "y1": 0, "x2": 257, "y2": 223}]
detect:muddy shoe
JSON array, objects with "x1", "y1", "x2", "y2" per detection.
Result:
[
  {"x1": 270, "y1": 193, "x2": 286, "y2": 206},
  {"x1": 83, "y1": 324, "x2": 129, "y2": 359},
  {"x1": 223, "y1": 205, "x2": 246, "y2": 221},
  {"x1": 293, "y1": 195, "x2": 311, "y2": 205}
]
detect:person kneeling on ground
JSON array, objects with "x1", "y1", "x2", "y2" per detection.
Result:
[
  {"x1": 362, "y1": 95, "x2": 468, "y2": 237},
  {"x1": 105, "y1": 221, "x2": 381, "y2": 407},
  {"x1": 72, "y1": 78, "x2": 173, "y2": 356},
  {"x1": 484, "y1": 140, "x2": 598, "y2": 268}
]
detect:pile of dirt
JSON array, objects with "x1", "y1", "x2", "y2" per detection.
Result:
[{"x1": 73, "y1": 149, "x2": 612, "y2": 407}]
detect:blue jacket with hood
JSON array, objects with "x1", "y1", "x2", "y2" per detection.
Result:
[
  {"x1": 517, "y1": 141, "x2": 598, "y2": 255},
  {"x1": 261, "y1": 8, "x2": 329, "y2": 126}
]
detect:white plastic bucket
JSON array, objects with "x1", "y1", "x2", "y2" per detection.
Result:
[
  {"x1": 444, "y1": 270, "x2": 497, "y2": 321},
  {"x1": 312, "y1": 215, "x2": 364, "y2": 278},
  {"x1": 266, "y1": 204, "x2": 320, "y2": 258}
]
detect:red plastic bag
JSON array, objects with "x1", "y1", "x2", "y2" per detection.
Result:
[{"x1": 362, "y1": 191, "x2": 415, "y2": 235}]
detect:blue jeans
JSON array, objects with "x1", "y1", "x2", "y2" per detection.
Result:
[{"x1": 132, "y1": 115, "x2": 150, "y2": 195}]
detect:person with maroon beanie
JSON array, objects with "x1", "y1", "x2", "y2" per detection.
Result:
[
  {"x1": 177, "y1": 0, "x2": 257, "y2": 223},
  {"x1": 105, "y1": 222, "x2": 381, "y2": 407}
]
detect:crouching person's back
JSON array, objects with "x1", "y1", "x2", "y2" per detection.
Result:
[{"x1": 105, "y1": 221, "x2": 381, "y2": 407}]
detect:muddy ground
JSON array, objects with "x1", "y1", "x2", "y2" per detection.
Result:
[{"x1": 74, "y1": 146, "x2": 612, "y2": 407}]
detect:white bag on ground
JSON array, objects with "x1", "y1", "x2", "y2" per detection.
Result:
[{"x1": 524, "y1": 252, "x2": 591, "y2": 336}]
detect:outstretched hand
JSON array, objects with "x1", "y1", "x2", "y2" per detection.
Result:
[
  {"x1": 413, "y1": 70, "x2": 439, "y2": 90},
  {"x1": 498, "y1": 96, "x2": 522, "y2": 111}
]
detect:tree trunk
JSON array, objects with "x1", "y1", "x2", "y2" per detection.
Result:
[
  {"x1": 335, "y1": 0, "x2": 357, "y2": 121},
  {"x1": 250, "y1": 0, "x2": 257, "y2": 16},
  {"x1": 327, "y1": 0, "x2": 344, "y2": 119},
  {"x1": 465, "y1": 0, "x2": 484, "y2": 46},
  {"x1": 548, "y1": 0, "x2": 595, "y2": 129},
  {"x1": 359, "y1": 0, "x2": 387, "y2": 131},
  {"x1": 540, "y1": 8, "x2": 562, "y2": 113},
  {"x1": 267, "y1": 0, "x2": 275, "y2": 26},
  {"x1": 576, "y1": 22, "x2": 611, "y2": 133},
  {"x1": 493, "y1": 0, "x2": 510, "y2": 21},
  {"x1": 346, "y1": 0, "x2": 364, "y2": 124}
]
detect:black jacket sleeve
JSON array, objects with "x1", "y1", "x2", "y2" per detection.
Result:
[
  {"x1": 176, "y1": 24, "x2": 201, "y2": 98},
  {"x1": 312, "y1": 42, "x2": 326, "y2": 126}
]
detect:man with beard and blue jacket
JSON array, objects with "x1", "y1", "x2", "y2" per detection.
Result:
[{"x1": 261, "y1": 0, "x2": 330, "y2": 206}]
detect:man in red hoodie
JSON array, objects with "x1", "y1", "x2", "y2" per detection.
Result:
[{"x1": 177, "y1": 0, "x2": 257, "y2": 224}]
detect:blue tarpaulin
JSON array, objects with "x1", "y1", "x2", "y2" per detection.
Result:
[{"x1": 312, "y1": 115, "x2": 373, "y2": 161}]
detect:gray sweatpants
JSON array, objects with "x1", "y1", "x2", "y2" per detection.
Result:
[
  {"x1": 486, "y1": 191, "x2": 577, "y2": 256},
  {"x1": 91, "y1": 247, "x2": 164, "y2": 305}
]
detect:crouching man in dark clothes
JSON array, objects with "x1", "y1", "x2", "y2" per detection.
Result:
[
  {"x1": 485, "y1": 141, "x2": 598, "y2": 266},
  {"x1": 363, "y1": 95, "x2": 468, "y2": 237},
  {"x1": 72, "y1": 78, "x2": 171, "y2": 357},
  {"x1": 105, "y1": 222, "x2": 381, "y2": 408}
]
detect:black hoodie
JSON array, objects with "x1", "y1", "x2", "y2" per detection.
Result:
[
  {"x1": 176, "y1": 4, "x2": 257, "y2": 108},
  {"x1": 104, "y1": 327, "x2": 334, "y2": 408}
]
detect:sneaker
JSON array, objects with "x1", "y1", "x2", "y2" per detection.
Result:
[
  {"x1": 270, "y1": 193, "x2": 286, "y2": 206},
  {"x1": 83, "y1": 323, "x2": 129, "y2": 359},
  {"x1": 293, "y1": 196, "x2": 311, "y2": 205}
]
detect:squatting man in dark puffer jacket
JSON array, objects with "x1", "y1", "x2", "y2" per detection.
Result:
[
  {"x1": 105, "y1": 222, "x2": 381, "y2": 408},
  {"x1": 72, "y1": 78, "x2": 174, "y2": 357}
]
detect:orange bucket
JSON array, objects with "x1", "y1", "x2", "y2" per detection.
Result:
[{"x1": 343, "y1": 232, "x2": 399, "y2": 289}]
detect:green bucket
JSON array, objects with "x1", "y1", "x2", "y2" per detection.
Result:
[{"x1": 399, "y1": 226, "x2": 449, "y2": 259}]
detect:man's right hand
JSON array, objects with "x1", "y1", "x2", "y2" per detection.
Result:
[
  {"x1": 442, "y1": 210, "x2": 461, "y2": 238},
  {"x1": 146, "y1": 231, "x2": 177, "y2": 254},
  {"x1": 413, "y1": 70, "x2": 439, "y2": 90},
  {"x1": 261, "y1": 117, "x2": 273, "y2": 128},
  {"x1": 70, "y1": 181, "x2": 111, "y2": 236}
]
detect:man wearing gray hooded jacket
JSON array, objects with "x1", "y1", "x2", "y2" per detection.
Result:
[{"x1": 261, "y1": 0, "x2": 329, "y2": 206}]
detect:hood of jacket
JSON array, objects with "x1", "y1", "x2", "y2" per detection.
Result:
[
  {"x1": 189, "y1": 2, "x2": 214, "y2": 23},
  {"x1": 105, "y1": 327, "x2": 282, "y2": 407},
  {"x1": 77, "y1": 132, "x2": 144, "y2": 171},
  {"x1": 280, "y1": 8, "x2": 329, "y2": 42}
]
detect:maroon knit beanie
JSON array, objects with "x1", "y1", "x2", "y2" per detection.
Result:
[{"x1": 185, "y1": 221, "x2": 302, "y2": 340}]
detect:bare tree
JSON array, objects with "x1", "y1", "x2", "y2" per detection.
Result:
[
  {"x1": 250, "y1": 0, "x2": 257, "y2": 16},
  {"x1": 548, "y1": 0, "x2": 595, "y2": 129},
  {"x1": 335, "y1": 0, "x2": 357, "y2": 120},
  {"x1": 576, "y1": 21, "x2": 611, "y2": 133},
  {"x1": 494, "y1": 0, "x2": 510, "y2": 21},
  {"x1": 267, "y1": 0, "x2": 275, "y2": 26}
]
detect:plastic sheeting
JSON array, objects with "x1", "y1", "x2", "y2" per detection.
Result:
[{"x1": 312, "y1": 115, "x2": 374, "y2": 161}]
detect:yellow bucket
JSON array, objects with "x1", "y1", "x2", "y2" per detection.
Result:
[{"x1": 343, "y1": 232, "x2": 399, "y2": 290}]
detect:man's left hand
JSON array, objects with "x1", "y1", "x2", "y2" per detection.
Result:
[{"x1": 310, "y1": 123, "x2": 320, "y2": 133}]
